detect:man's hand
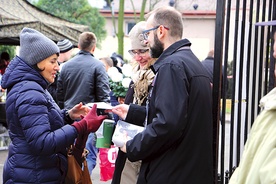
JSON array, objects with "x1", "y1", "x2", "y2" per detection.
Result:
[{"x1": 110, "y1": 104, "x2": 130, "y2": 120}]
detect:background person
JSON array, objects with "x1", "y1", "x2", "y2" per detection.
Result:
[
  {"x1": 1, "y1": 27, "x2": 106, "y2": 183},
  {"x1": 112, "y1": 21, "x2": 156, "y2": 184},
  {"x1": 201, "y1": 49, "x2": 215, "y2": 82},
  {"x1": 112, "y1": 52, "x2": 125, "y2": 68},
  {"x1": 201, "y1": 49, "x2": 228, "y2": 97},
  {"x1": 48, "y1": 39, "x2": 73, "y2": 103},
  {"x1": 99, "y1": 57, "x2": 120, "y2": 122},
  {"x1": 0, "y1": 52, "x2": 8, "y2": 131},
  {"x1": 0, "y1": 51, "x2": 10, "y2": 75},
  {"x1": 57, "y1": 32, "x2": 110, "y2": 175},
  {"x1": 111, "y1": 54, "x2": 123, "y2": 73},
  {"x1": 56, "y1": 39, "x2": 74, "y2": 71},
  {"x1": 111, "y1": 6, "x2": 213, "y2": 184},
  {"x1": 100, "y1": 57, "x2": 113, "y2": 72}
]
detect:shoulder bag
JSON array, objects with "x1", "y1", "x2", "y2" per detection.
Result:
[{"x1": 65, "y1": 145, "x2": 92, "y2": 184}]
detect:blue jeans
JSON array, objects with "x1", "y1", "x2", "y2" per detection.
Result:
[{"x1": 86, "y1": 133, "x2": 98, "y2": 175}]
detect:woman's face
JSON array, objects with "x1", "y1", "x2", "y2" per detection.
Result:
[
  {"x1": 37, "y1": 54, "x2": 59, "y2": 83},
  {"x1": 130, "y1": 49, "x2": 151, "y2": 69}
]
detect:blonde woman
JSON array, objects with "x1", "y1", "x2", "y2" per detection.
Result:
[{"x1": 112, "y1": 21, "x2": 156, "y2": 184}]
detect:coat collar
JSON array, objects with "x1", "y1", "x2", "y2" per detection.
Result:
[
  {"x1": 151, "y1": 39, "x2": 191, "y2": 74},
  {"x1": 78, "y1": 50, "x2": 94, "y2": 57}
]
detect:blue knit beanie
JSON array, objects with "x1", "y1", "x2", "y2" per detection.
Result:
[{"x1": 19, "y1": 27, "x2": 59, "y2": 65}]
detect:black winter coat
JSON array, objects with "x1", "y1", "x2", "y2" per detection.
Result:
[{"x1": 124, "y1": 39, "x2": 213, "y2": 184}]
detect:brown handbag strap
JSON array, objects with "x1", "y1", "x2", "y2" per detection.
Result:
[
  {"x1": 67, "y1": 145, "x2": 74, "y2": 156},
  {"x1": 67, "y1": 145, "x2": 90, "y2": 161}
]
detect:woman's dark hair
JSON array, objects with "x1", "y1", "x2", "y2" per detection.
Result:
[
  {"x1": 32, "y1": 64, "x2": 44, "y2": 72},
  {"x1": 32, "y1": 53, "x2": 59, "y2": 72}
]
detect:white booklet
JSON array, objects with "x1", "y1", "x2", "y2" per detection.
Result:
[
  {"x1": 112, "y1": 120, "x2": 144, "y2": 147},
  {"x1": 86, "y1": 102, "x2": 113, "y2": 109}
]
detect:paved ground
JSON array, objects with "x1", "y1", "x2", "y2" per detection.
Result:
[{"x1": 0, "y1": 149, "x2": 111, "y2": 184}]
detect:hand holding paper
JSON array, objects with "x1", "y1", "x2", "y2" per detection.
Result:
[
  {"x1": 110, "y1": 104, "x2": 130, "y2": 120},
  {"x1": 112, "y1": 120, "x2": 144, "y2": 151}
]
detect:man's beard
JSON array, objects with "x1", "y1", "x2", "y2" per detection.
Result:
[{"x1": 150, "y1": 33, "x2": 164, "y2": 58}]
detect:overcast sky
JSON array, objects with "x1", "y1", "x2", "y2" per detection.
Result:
[{"x1": 88, "y1": 0, "x2": 106, "y2": 9}]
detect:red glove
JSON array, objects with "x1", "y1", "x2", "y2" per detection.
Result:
[{"x1": 72, "y1": 104, "x2": 107, "y2": 135}]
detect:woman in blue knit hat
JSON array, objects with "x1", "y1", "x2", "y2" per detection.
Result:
[{"x1": 1, "y1": 27, "x2": 107, "y2": 183}]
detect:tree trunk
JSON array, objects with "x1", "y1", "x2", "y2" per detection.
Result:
[
  {"x1": 140, "y1": 0, "x2": 147, "y2": 21},
  {"x1": 117, "y1": 0, "x2": 125, "y2": 57}
]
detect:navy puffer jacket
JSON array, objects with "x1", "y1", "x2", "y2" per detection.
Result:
[{"x1": 1, "y1": 56, "x2": 78, "y2": 183}]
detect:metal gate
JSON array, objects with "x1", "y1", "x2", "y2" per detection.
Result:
[{"x1": 213, "y1": 0, "x2": 276, "y2": 183}]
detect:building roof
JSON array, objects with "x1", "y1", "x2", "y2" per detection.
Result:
[{"x1": 0, "y1": 0, "x2": 89, "y2": 46}]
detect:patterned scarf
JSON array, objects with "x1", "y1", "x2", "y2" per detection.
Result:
[{"x1": 131, "y1": 59, "x2": 156, "y2": 105}]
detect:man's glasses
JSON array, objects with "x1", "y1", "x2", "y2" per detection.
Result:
[
  {"x1": 128, "y1": 49, "x2": 149, "y2": 57},
  {"x1": 142, "y1": 25, "x2": 169, "y2": 40}
]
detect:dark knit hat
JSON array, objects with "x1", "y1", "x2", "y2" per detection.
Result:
[
  {"x1": 19, "y1": 27, "x2": 59, "y2": 66},
  {"x1": 57, "y1": 39, "x2": 73, "y2": 53}
]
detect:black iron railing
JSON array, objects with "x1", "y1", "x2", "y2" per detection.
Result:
[{"x1": 214, "y1": 0, "x2": 275, "y2": 183}]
